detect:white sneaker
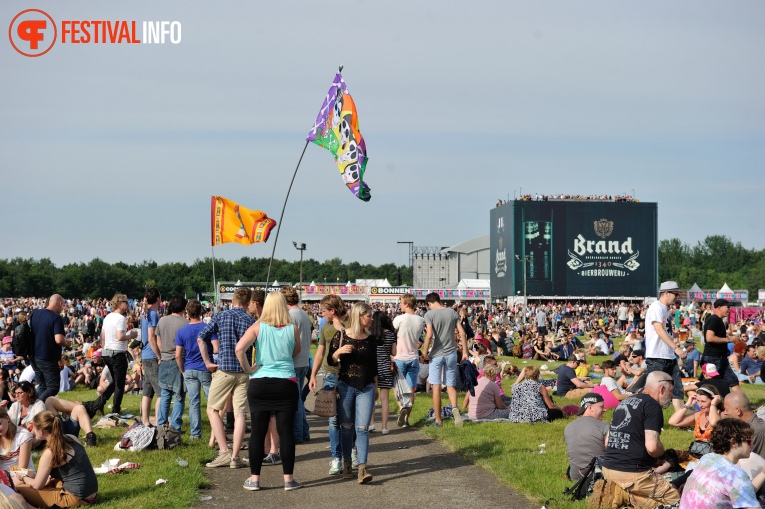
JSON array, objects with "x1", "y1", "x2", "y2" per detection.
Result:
[
  {"x1": 452, "y1": 407, "x2": 463, "y2": 428},
  {"x1": 351, "y1": 447, "x2": 359, "y2": 468},
  {"x1": 329, "y1": 458, "x2": 343, "y2": 475},
  {"x1": 381, "y1": 428, "x2": 390, "y2": 435}
]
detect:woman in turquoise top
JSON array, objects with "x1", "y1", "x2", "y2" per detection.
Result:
[{"x1": 235, "y1": 292, "x2": 301, "y2": 492}]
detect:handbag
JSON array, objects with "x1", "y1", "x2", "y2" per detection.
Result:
[
  {"x1": 312, "y1": 333, "x2": 343, "y2": 418},
  {"x1": 688, "y1": 440, "x2": 712, "y2": 457}
]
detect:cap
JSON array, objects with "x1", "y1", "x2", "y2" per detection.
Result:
[
  {"x1": 92, "y1": 349, "x2": 102, "y2": 358},
  {"x1": 631, "y1": 349, "x2": 645, "y2": 358},
  {"x1": 1, "y1": 337, "x2": 11, "y2": 345},
  {"x1": 659, "y1": 281, "x2": 681, "y2": 292},
  {"x1": 682, "y1": 339, "x2": 696, "y2": 347},
  {"x1": 713, "y1": 298, "x2": 731, "y2": 308},
  {"x1": 702, "y1": 363, "x2": 720, "y2": 377},
  {"x1": 614, "y1": 354, "x2": 629, "y2": 364},
  {"x1": 577, "y1": 393, "x2": 604, "y2": 416}
]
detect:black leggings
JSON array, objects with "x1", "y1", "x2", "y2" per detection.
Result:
[{"x1": 249, "y1": 409, "x2": 296, "y2": 475}]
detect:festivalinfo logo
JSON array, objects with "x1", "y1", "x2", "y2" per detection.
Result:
[{"x1": 9, "y1": 9, "x2": 182, "y2": 57}]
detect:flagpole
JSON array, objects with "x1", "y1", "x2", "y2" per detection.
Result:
[
  {"x1": 265, "y1": 140, "x2": 310, "y2": 287},
  {"x1": 211, "y1": 246, "x2": 218, "y2": 313}
]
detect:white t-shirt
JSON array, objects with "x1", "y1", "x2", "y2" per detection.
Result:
[
  {"x1": 601, "y1": 376, "x2": 629, "y2": 395},
  {"x1": 594, "y1": 339, "x2": 609, "y2": 355},
  {"x1": 393, "y1": 313, "x2": 425, "y2": 361},
  {"x1": 19, "y1": 365, "x2": 35, "y2": 383},
  {"x1": 102, "y1": 312, "x2": 127, "y2": 352},
  {"x1": 645, "y1": 300, "x2": 673, "y2": 359},
  {"x1": 0, "y1": 427, "x2": 34, "y2": 470},
  {"x1": 59, "y1": 365, "x2": 73, "y2": 392}
]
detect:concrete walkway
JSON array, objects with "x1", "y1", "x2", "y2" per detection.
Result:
[{"x1": 198, "y1": 413, "x2": 539, "y2": 509}]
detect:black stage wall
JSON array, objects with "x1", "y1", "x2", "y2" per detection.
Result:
[{"x1": 490, "y1": 201, "x2": 658, "y2": 298}]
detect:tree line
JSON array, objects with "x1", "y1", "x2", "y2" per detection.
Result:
[
  {"x1": 0, "y1": 257, "x2": 409, "y2": 300},
  {"x1": 0, "y1": 235, "x2": 762, "y2": 300},
  {"x1": 658, "y1": 235, "x2": 765, "y2": 298}
]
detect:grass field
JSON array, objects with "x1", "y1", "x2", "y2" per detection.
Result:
[
  {"x1": 413, "y1": 351, "x2": 765, "y2": 509},
  {"x1": 50, "y1": 342, "x2": 765, "y2": 509}
]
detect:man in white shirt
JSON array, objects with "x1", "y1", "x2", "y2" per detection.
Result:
[
  {"x1": 101, "y1": 293, "x2": 138, "y2": 415},
  {"x1": 392, "y1": 294, "x2": 425, "y2": 428},
  {"x1": 644, "y1": 282, "x2": 686, "y2": 411}
]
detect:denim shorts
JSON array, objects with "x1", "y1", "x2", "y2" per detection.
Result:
[
  {"x1": 395, "y1": 359, "x2": 420, "y2": 390},
  {"x1": 428, "y1": 350, "x2": 458, "y2": 387}
]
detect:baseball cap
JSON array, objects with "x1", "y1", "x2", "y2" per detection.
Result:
[
  {"x1": 682, "y1": 339, "x2": 695, "y2": 347},
  {"x1": 713, "y1": 298, "x2": 731, "y2": 308},
  {"x1": 659, "y1": 281, "x2": 681, "y2": 292},
  {"x1": 577, "y1": 393, "x2": 604, "y2": 416},
  {"x1": 702, "y1": 363, "x2": 720, "y2": 377},
  {"x1": 1, "y1": 337, "x2": 11, "y2": 345},
  {"x1": 631, "y1": 349, "x2": 645, "y2": 358},
  {"x1": 92, "y1": 349, "x2": 102, "y2": 358}
]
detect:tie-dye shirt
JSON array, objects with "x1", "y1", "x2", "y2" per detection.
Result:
[{"x1": 679, "y1": 453, "x2": 758, "y2": 509}]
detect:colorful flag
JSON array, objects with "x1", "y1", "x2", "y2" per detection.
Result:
[
  {"x1": 307, "y1": 72, "x2": 371, "y2": 201},
  {"x1": 210, "y1": 196, "x2": 276, "y2": 246}
]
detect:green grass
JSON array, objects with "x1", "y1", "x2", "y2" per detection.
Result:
[
  {"x1": 55, "y1": 388, "x2": 212, "y2": 509},
  {"x1": 410, "y1": 350, "x2": 765, "y2": 509}
]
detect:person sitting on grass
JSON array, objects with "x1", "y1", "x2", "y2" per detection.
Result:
[
  {"x1": 464, "y1": 364, "x2": 509, "y2": 420},
  {"x1": 509, "y1": 366, "x2": 563, "y2": 423},
  {"x1": 0, "y1": 406, "x2": 33, "y2": 487},
  {"x1": 679, "y1": 418, "x2": 765, "y2": 509},
  {"x1": 599, "y1": 360, "x2": 633, "y2": 402},
  {"x1": 564, "y1": 393, "x2": 608, "y2": 481},
  {"x1": 556, "y1": 355, "x2": 594, "y2": 399},
  {"x1": 668, "y1": 384, "x2": 722, "y2": 456},
  {"x1": 14, "y1": 411, "x2": 98, "y2": 508},
  {"x1": 44, "y1": 397, "x2": 99, "y2": 448}
]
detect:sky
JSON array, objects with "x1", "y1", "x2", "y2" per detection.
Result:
[{"x1": 2, "y1": 1, "x2": 764, "y2": 272}]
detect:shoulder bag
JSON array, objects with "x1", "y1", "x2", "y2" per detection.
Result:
[{"x1": 313, "y1": 332, "x2": 343, "y2": 418}]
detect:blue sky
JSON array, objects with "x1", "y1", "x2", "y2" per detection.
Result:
[{"x1": 2, "y1": 1, "x2": 763, "y2": 270}]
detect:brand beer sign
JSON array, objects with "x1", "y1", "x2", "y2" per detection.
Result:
[{"x1": 567, "y1": 218, "x2": 641, "y2": 277}]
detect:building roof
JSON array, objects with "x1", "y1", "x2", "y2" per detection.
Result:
[{"x1": 442, "y1": 235, "x2": 489, "y2": 255}]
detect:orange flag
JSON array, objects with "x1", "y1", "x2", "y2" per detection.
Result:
[{"x1": 211, "y1": 196, "x2": 276, "y2": 246}]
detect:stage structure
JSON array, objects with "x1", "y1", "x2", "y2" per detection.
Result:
[{"x1": 490, "y1": 201, "x2": 658, "y2": 299}]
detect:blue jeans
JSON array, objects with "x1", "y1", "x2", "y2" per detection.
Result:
[
  {"x1": 293, "y1": 366, "x2": 310, "y2": 442},
  {"x1": 158, "y1": 387, "x2": 185, "y2": 430},
  {"x1": 184, "y1": 369, "x2": 212, "y2": 438},
  {"x1": 394, "y1": 359, "x2": 419, "y2": 391},
  {"x1": 645, "y1": 357, "x2": 683, "y2": 400},
  {"x1": 337, "y1": 380, "x2": 375, "y2": 466},
  {"x1": 32, "y1": 357, "x2": 60, "y2": 402},
  {"x1": 322, "y1": 373, "x2": 341, "y2": 460}
]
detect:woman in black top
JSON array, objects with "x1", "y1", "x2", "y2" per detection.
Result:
[
  {"x1": 15, "y1": 411, "x2": 98, "y2": 508},
  {"x1": 327, "y1": 302, "x2": 377, "y2": 484}
]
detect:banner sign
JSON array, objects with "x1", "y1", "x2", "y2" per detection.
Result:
[
  {"x1": 688, "y1": 290, "x2": 748, "y2": 301},
  {"x1": 369, "y1": 287, "x2": 410, "y2": 295},
  {"x1": 412, "y1": 289, "x2": 490, "y2": 299},
  {"x1": 303, "y1": 285, "x2": 366, "y2": 296}
]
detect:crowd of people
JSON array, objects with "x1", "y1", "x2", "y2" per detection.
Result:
[
  {"x1": 495, "y1": 193, "x2": 637, "y2": 207},
  {"x1": 0, "y1": 283, "x2": 764, "y2": 507}
]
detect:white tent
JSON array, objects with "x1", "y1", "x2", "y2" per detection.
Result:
[
  {"x1": 456, "y1": 278, "x2": 490, "y2": 289},
  {"x1": 719, "y1": 283, "x2": 734, "y2": 295}
]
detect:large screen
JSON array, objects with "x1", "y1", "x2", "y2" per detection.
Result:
[{"x1": 490, "y1": 201, "x2": 658, "y2": 298}]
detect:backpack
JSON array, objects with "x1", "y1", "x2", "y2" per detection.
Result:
[
  {"x1": 156, "y1": 423, "x2": 182, "y2": 450},
  {"x1": 12, "y1": 322, "x2": 32, "y2": 359},
  {"x1": 563, "y1": 456, "x2": 603, "y2": 501},
  {"x1": 120, "y1": 423, "x2": 157, "y2": 451},
  {"x1": 511, "y1": 344, "x2": 522, "y2": 358}
]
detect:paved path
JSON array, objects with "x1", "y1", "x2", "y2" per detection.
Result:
[{"x1": 198, "y1": 413, "x2": 538, "y2": 509}]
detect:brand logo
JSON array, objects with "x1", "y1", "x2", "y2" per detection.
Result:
[
  {"x1": 594, "y1": 218, "x2": 613, "y2": 239},
  {"x1": 9, "y1": 9, "x2": 57, "y2": 57},
  {"x1": 370, "y1": 287, "x2": 409, "y2": 295},
  {"x1": 9, "y1": 9, "x2": 182, "y2": 57},
  {"x1": 567, "y1": 218, "x2": 640, "y2": 277}
]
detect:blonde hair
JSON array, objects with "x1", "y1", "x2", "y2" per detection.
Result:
[
  {"x1": 0, "y1": 407, "x2": 17, "y2": 443},
  {"x1": 33, "y1": 411, "x2": 69, "y2": 468},
  {"x1": 482, "y1": 364, "x2": 499, "y2": 380},
  {"x1": 348, "y1": 302, "x2": 372, "y2": 337},
  {"x1": 111, "y1": 293, "x2": 127, "y2": 309},
  {"x1": 522, "y1": 365, "x2": 540, "y2": 381},
  {"x1": 757, "y1": 346, "x2": 765, "y2": 358},
  {"x1": 258, "y1": 292, "x2": 291, "y2": 327}
]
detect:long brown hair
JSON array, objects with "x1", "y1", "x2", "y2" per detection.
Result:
[{"x1": 33, "y1": 411, "x2": 71, "y2": 468}]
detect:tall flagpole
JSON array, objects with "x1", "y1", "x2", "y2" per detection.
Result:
[
  {"x1": 265, "y1": 140, "x2": 309, "y2": 287},
  {"x1": 211, "y1": 246, "x2": 218, "y2": 313}
]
